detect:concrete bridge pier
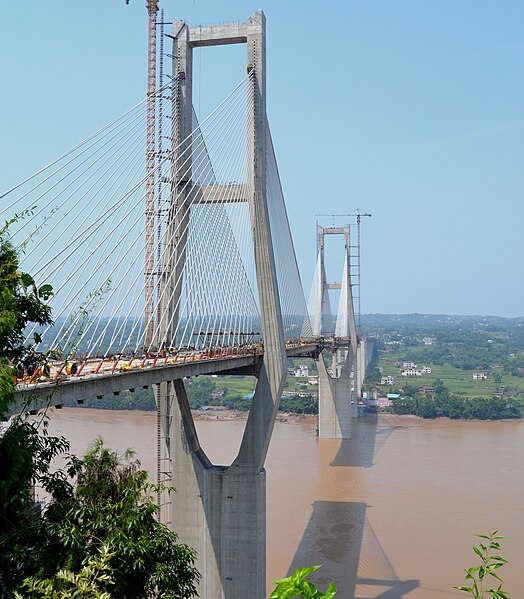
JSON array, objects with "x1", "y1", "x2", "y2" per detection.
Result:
[
  {"x1": 317, "y1": 349, "x2": 354, "y2": 439},
  {"x1": 161, "y1": 360, "x2": 284, "y2": 599},
  {"x1": 356, "y1": 337, "x2": 375, "y2": 401}
]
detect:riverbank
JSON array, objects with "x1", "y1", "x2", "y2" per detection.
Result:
[
  {"x1": 192, "y1": 407, "x2": 524, "y2": 424},
  {"x1": 191, "y1": 407, "x2": 316, "y2": 425}
]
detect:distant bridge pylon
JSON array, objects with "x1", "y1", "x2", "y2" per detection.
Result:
[{"x1": 309, "y1": 222, "x2": 360, "y2": 438}]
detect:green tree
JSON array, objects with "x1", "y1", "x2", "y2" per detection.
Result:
[
  {"x1": 15, "y1": 545, "x2": 115, "y2": 599},
  {"x1": 279, "y1": 394, "x2": 317, "y2": 414},
  {"x1": 433, "y1": 379, "x2": 448, "y2": 395},
  {"x1": 185, "y1": 377, "x2": 216, "y2": 409},
  {"x1": 416, "y1": 398, "x2": 438, "y2": 419},
  {"x1": 0, "y1": 217, "x2": 64, "y2": 595},
  {"x1": 402, "y1": 384, "x2": 419, "y2": 398},
  {"x1": 0, "y1": 217, "x2": 53, "y2": 413},
  {"x1": 22, "y1": 438, "x2": 199, "y2": 599},
  {"x1": 363, "y1": 365, "x2": 381, "y2": 386},
  {"x1": 0, "y1": 416, "x2": 73, "y2": 596}
]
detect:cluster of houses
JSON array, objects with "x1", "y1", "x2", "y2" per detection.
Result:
[
  {"x1": 288, "y1": 365, "x2": 318, "y2": 386},
  {"x1": 381, "y1": 361, "x2": 432, "y2": 385},
  {"x1": 398, "y1": 361, "x2": 432, "y2": 376},
  {"x1": 289, "y1": 365, "x2": 309, "y2": 377},
  {"x1": 383, "y1": 336, "x2": 435, "y2": 348}
]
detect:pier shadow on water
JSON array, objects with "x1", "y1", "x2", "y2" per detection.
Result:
[
  {"x1": 330, "y1": 413, "x2": 407, "y2": 468},
  {"x1": 286, "y1": 501, "x2": 419, "y2": 599}
]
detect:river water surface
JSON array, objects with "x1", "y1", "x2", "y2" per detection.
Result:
[{"x1": 45, "y1": 409, "x2": 524, "y2": 598}]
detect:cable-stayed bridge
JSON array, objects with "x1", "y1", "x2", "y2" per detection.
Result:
[{"x1": 3, "y1": 11, "x2": 371, "y2": 599}]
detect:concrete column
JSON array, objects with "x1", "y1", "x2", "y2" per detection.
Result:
[
  {"x1": 317, "y1": 351, "x2": 353, "y2": 439},
  {"x1": 315, "y1": 224, "x2": 359, "y2": 433},
  {"x1": 158, "y1": 20, "x2": 193, "y2": 347},
  {"x1": 355, "y1": 337, "x2": 375, "y2": 400},
  {"x1": 356, "y1": 339, "x2": 366, "y2": 400},
  {"x1": 164, "y1": 379, "x2": 267, "y2": 599}
]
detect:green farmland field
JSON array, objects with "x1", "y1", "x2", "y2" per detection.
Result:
[{"x1": 380, "y1": 349, "x2": 524, "y2": 397}]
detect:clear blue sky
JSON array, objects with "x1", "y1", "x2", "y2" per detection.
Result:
[{"x1": 1, "y1": 1, "x2": 523, "y2": 317}]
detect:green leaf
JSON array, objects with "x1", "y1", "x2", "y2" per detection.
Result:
[
  {"x1": 291, "y1": 565, "x2": 322, "y2": 584},
  {"x1": 20, "y1": 272, "x2": 34, "y2": 287},
  {"x1": 38, "y1": 284, "x2": 53, "y2": 300},
  {"x1": 488, "y1": 570, "x2": 503, "y2": 582},
  {"x1": 323, "y1": 582, "x2": 338, "y2": 598},
  {"x1": 473, "y1": 546, "x2": 484, "y2": 559}
]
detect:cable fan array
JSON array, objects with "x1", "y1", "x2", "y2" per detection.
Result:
[
  {"x1": 266, "y1": 122, "x2": 312, "y2": 339},
  {"x1": 1, "y1": 70, "x2": 311, "y2": 364}
]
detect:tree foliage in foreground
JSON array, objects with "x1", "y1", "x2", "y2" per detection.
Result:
[
  {"x1": 0, "y1": 219, "x2": 199, "y2": 598},
  {"x1": 0, "y1": 217, "x2": 67, "y2": 595},
  {"x1": 15, "y1": 544, "x2": 115, "y2": 599},
  {"x1": 0, "y1": 416, "x2": 73, "y2": 596},
  {"x1": 1, "y1": 432, "x2": 200, "y2": 598},
  {"x1": 14, "y1": 438, "x2": 199, "y2": 599},
  {"x1": 0, "y1": 215, "x2": 53, "y2": 413}
]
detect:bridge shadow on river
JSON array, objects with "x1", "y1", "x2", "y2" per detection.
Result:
[
  {"x1": 287, "y1": 414, "x2": 419, "y2": 598},
  {"x1": 330, "y1": 412, "x2": 407, "y2": 468}
]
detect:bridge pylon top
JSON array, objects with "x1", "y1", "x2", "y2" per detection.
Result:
[{"x1": 174, "y1": 10, "x2": 265, "y2": 48}]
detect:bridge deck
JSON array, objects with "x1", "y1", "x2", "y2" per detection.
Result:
[{"x1": 14, "y1": 343, "x2": 320, "y2": 407}]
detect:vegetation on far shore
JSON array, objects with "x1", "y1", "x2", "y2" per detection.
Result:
[{"x1": 362, "y1": 314, "x2": 524, "y2": 421}]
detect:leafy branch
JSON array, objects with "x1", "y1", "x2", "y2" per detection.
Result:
[
  {"x1": 270, "y1": 566, "x2": 336, "y2": 599},
  {"x1": 455, "y1": 532, "x2": 509, "y2": 598}
]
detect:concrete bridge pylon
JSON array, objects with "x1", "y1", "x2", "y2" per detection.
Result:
[
  {"x1": 154, "y1": 11, "x2": 286, "y2": 599},
  {"x1": 313, "y1": 224, "x2": 360, "y2": 439}
]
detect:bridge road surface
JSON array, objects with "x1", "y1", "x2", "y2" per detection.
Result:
[{"x1": 14, "y1": 343, "x2": 320, "y2": 408}]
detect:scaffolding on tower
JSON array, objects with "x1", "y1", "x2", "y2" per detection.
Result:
[
  {"x1": 144, "y1": 0, "x2": 159, "y2": 347},
  {"x1": 124, "y1": 0, "x2": 171, "y2": 524}
]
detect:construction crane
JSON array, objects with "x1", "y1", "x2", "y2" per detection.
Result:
[{"x1": 125, "y1": 0, "x2": 159, "y2": 347}]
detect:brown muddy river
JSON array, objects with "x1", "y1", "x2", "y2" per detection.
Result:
[{"x1": 44, "y1": 409, "x2": 524, "y2": 598}]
